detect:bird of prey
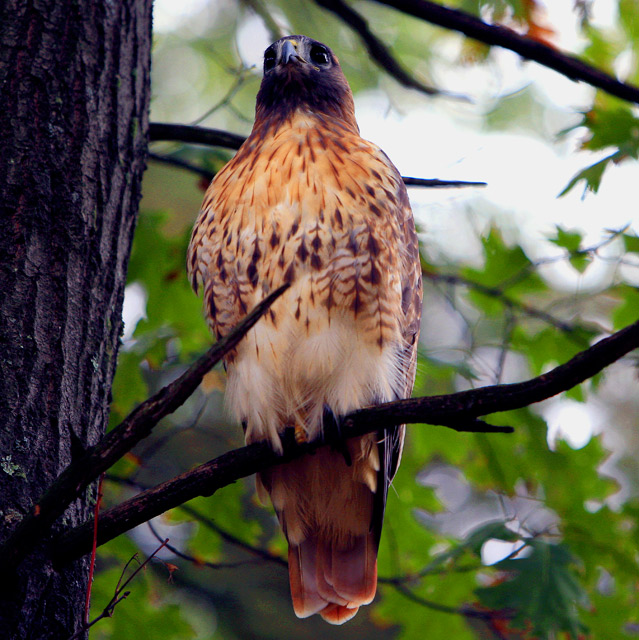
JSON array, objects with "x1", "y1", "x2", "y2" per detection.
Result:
[{"x1": 188, "y1": 35, "x2": 422, "y2": 624}]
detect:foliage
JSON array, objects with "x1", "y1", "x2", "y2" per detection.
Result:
[{"x1": 95, "y1": 1, "x2": 639, "y2": 639}]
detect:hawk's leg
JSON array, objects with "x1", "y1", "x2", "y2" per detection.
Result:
[{"x1": 322, "y1": 405, "x2": 352, "y2": 467}]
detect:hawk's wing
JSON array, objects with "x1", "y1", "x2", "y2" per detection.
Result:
[{"x1": 373, "y1": 160, "x2": 422, "y2": 546}]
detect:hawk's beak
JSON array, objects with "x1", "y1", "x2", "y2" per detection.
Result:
[{"x1": 280, "y1": 40, "x2": 299, "y2": 66}]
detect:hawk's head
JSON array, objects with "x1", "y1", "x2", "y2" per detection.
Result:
[{"x1": 255, "y1": 36, "x2": 357, "y2": 130}]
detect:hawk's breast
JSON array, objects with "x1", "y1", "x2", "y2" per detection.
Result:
[{"x1": 188, "y1": 113, "x2": 417, "y2": 449}]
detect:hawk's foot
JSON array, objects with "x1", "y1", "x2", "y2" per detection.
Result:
[
  {"x1": 322, "y1": 405, "x2": 352, "y2": 467},
  {"x1": 294, "y1": 423, "x2": 308, "y2": 445}
]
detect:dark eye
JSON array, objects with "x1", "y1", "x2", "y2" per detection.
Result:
[
  {"x1": 264, "y1": 48, "x2": 276, "y2": 71},
  {"x1": 309, "y1": 45, "x2": 330, "y2": 66}
]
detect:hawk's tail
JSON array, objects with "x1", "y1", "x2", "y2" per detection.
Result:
[{"x1": 288, "y1": 532, "x2": 378, "y2": 625}]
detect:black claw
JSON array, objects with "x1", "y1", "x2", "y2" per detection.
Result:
[{"x1": 322, "y1": 404, "x2": 351, "y2": 466}]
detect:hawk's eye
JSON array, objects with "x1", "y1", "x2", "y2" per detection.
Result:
[
  {"x1": 309, "y1": 45, "x2": 330, "y2": 66},
  {"x1": 264, "y1": 48, "x2": 277, "y2": 71}
]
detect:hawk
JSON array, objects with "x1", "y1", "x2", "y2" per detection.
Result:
[{"x1": 188, "y1": 35, "x2": 422, "y2": 624}]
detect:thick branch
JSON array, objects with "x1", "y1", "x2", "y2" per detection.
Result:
[
  {"x1": 0, "y1": 285, "x2": 289, "y2": 573},
  {"x1": 371, "y1": 0, "x2": 639, "y2": 105},
  {"x1": 54, "y1": 318, "x2": 639, "y2": 563},
  {"x1": 149, "y1": 122, "x2": 245, "y2": 150}
]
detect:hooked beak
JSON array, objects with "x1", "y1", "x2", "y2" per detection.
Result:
[{"x1": 280, "y1": 40, "x2": 300, "y2": 66}]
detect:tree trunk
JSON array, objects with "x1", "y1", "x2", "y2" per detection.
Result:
[{"x1": 0, "y1": 1, "x2": 152, "y2": 637}]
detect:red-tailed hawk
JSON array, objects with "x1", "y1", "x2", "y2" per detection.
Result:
[{"x1": 188, "y1": 35, "x2": 422, "y2": 624}]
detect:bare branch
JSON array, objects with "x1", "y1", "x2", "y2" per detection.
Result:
[
  {"x1": 404, "y1": 176, "x2": 486, "y2": 188},
  {"x1": 190, "y1": 66, "x2": 254, "y2": 126},
  {"x1": 148, "y1": 124, "x2": 486, "y2": 189},
  {"x1": 391, "y1": 581, "x2": 514, "y2": 625},
  {"x1": 149, "y1": 122, "x2": 245, "y2": 150},
  {"x1": 146, "y1": 520, "x2": 265, "y2": 569},
  {"x1": 0, "y1": 285, "x2": 289, "y2": 573},
  {"x1": 423, "y1": 270, "x2": 584, "y2": 336},
  {"x1": 240, "y1": 0, "x2": 285, "y2": 42},
  {"x1": 315, "y1": 0, "x2": 463, "y2": 99},
  {"x1": 148, "y1": 152, "x2": 214, "y2": 181},
  {"x1": 370, "y1": 0, "x2": 639, "y2": 105},
  {"x1": 54, "y1": 317, "x2": 639, "y2": 563}
]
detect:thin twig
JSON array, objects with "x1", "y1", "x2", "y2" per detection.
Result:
[
  {"x1": 71, "y1": 593, "x2": 131, "y2": 639},
  {"x1": 240, "y1": 0, "x2": 284, "y2": 42},
  {"x1": 146, "y1": 520, "x2": 268, "y2": 569},
  {"x1": 54, "y1": 316, "x2": 639, "y2": 562},
  {"x1": 495, "y1": 309, "x2": 515, "y2": 385},
  {"x1": 391, "y1": 581, "x2": 513, "y2": 620},
  {"x1": 424, "y1": 270, "x2": 583, "y2": 336},
  {"x1": 179, "y1": 504, "x2": 288, "y2": 567},
  {"x1": 107, "y1": 473, "x2": 288, "y2": 567},
  {"x1": 315, "y1": 0, "x2": 463, "y2": 99},
  {"x1": 67, "y1": 540, "x2": 169, "y2": 640},
  {"x1": 370, "y1": 0, "x2": 639, "y2": 105},
  {"x1": 110, "y1": 474, "x2": 527, "y2": 588},
  {"x1": 496, "y1": 225, "x2": 630, "y2": 291},
  {"x1": 148, "y1": 152, "x2": 214, "y2": 181},
  {"x1": 191, "y1": 66, "x2": 254, "y2": 126},
  {"x1": 381, "y1": 539, "x2": 528, "y2": 585}
]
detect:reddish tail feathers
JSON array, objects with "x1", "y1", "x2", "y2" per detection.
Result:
[{"x1": 288, "y1": 532, "x2": 378, "y2": 624}]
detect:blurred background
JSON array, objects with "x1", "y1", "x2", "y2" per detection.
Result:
[{"x1": 93, "y1": 1, "x2": 639, "y2": 638}]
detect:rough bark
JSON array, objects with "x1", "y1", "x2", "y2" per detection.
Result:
[{"x1": 0, "y1": 1, "x2": 152, "y2": 638}]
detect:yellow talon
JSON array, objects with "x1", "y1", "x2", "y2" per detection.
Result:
[{"x1": 294, "y1": 424, "x2": 307, "y2": 444}]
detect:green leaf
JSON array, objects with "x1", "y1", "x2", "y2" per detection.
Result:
[
  {"x1": 548, "y1": 227, "x2": 592, "y2": 272},
  {"x1": 569, "y1": 253, "x2": 592, "y2": 273},
  {"x1": 460, "y1": 228, "x2": 546, "y2": 317},
  {"x1": 109, "y1": 348, "x2": 149, "y2": 425},
  {"x1": 464, "y1": 228, "x2": 535, "y2": 288},
  {"x1": 476, "y1": 540, "x2": 588, "y2": 639},
  {"x1": 559, "y1": 152, "x2": 616, "y2": 197},
  {"x1": 582, "y1": 24, "x2": 620, "y2": 71},
  {"x1": 511, "y1": 325, "x2": 595, "y2": 376},
  {"x1": 619, "y1": 0, "x2": 639, "y2": 41},
  {"x1": 127, "y1": 209, "x2": 210, "y2": 360},
  {"x1": 581, "y1": 107, "x2": 639, "y2": 155},
  {"x1": 612, "y1": 285, "x2": 639, "y2": 329},
  {"x1": 549, "y1": 226, "x2": 583, "y2": 252},
  {"x1": 180, "y1": 479, "x2": 266, "y2": 563},
  {"x1": 463, "y1": 522, "x2": 520, "y2": 555},
  {"x1": 623, "y1": 232, "x2": 639, "y2": 253}
]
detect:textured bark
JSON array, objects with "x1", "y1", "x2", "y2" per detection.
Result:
[{"x1": 0, "y1": 1, "x2": 152, "y2": 638}]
